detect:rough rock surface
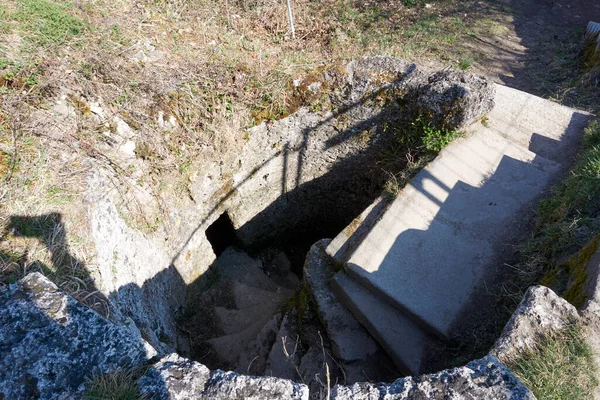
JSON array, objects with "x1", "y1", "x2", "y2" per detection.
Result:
[
  {"x1": 0, "y1": 273, "x2": 156, "y2": 399},
  {"x1": 330, "y1": 356, "x2": 534, "y2": 400},
  {"x1": 138, "y1": 353, "x2": 309, "y2": 400},
  {"x1": 304, "y1": 239, "x2": 378, "y2": 362},
  {"x1": 491, "y1": 285, "x2": 580, "y2": 363},
  {"x1": 415, "y1": 70, "x2": 496, "y2": 130}
]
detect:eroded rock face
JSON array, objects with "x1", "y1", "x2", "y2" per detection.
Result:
[
  {"x1": 491, "y1": 285, "x2": 580, "y2": 364},
  {"x1": 415, "y1": 70, "x2": 496, "y2": 130},
  {"x1": 138, "y1": 353, "x2": 309, "y2": 400},
  {"x1": 0, "y1": 273, "x2": 156, "y2": 399},
  {"x1": 330, "y1": 356, "x2": 535, "y2": 400}
]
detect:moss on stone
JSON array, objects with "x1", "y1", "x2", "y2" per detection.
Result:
[{"x1": 543, "y1": 235, "x2": 600, "y2": 308}]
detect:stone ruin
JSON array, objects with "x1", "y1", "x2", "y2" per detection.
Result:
[{"x1": 0, "y1": 56, "x2": 595, "y2": 399}]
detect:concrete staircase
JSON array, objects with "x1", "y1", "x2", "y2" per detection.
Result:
[{"x1": 325, "y1": 84, "x2": 594, "y2": 376}]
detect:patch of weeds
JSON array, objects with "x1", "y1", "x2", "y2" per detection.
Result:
[
  {"x1": 380, "y1": 115, "x2": 462, "y2": 197},
  {"x1": 15, "y1": 0, "x2": 87, "y2": 45},
  {"x1": 0, "y1": 250, "x2": 26, "y2": 285},
  {"x1": 46, "y1": 185, "x2": 73, "y2": 205},
  {"x1": 109, "y1": 23, "x2": 129, "y2": 46},
  {"x1": 421, "y1": 122, "x2": 463, "y2": 152},
  {"x1": 114, "y1": 91, "x2": 130, "y2": 107},
  {"x1": 0, "y1": 58, "x2": 42, "y2": 89},
  {"x1": 458, "y1": 57, "x2": 472, "y2": 71},
  {"x1": 403, "y1": 0, "x2": 422, "y2": 8},
  {"x1": 84, "y1": 369, "x2": 146, "y2": 400},
  {"x1": 509, "y1": 325, "x2": 598, "y2": 400}
]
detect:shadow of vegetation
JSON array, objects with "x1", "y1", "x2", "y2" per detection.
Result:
[{"x1": 2, "y1": 213, "x2": 110, "y2": 315}]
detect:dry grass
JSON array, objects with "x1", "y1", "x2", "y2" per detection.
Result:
[{"x1": 509, "y1": 324, "x2": 598, "y2": 400}]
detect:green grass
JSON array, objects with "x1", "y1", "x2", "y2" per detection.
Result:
[
  {"x1": 84, "y1": 370, "x2": 145, "y2": 400},
  {"x1": 381, "y1": 115, "x2": 463, "y2": 197},
  {"x1": 458, "y1": 57, "x2": 472, "y2": 71},
  {"x1": 15, "y1": 0, "x2": 86, "y2": 45},
  {"x1": 510, "y1": 325, "x2": 598, "y2": 400},
  {"x1": 521, "y1": 120, "x2": 600, "y2": 279}
]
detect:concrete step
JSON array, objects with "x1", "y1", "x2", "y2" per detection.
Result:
[
  {"x1": 265, "y1": 311, "x2": 302, "y2": 380},
  {"x1": 331, "y1": 271, "x2": 435, "y2": 376},
  {"x1": 327, "y1": 196, "x2": 390, "y2": 265},
  {"x1": 477, "y1": 84, "x2": 592, "y2": 164},
  {"x1": 330, "y1": 128, "x2": 563, "y2": 338}
]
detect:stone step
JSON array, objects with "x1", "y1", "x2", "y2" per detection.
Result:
[
  {"x1": 265, "y1": 311, "x2": 302, "y2": 381},
  {"x1": 478, "y1": 84, "x2": 591, "y2": 164},
  {"x1": 217, "y1": 247, "x2": 284, "y2": 293},
  {"x1": 331, "y1": 271, "x2": 435, "y2": 376},
  {"x1": 205, "y1": 314, "x2": 275, "y2": 368},
  {"x1": 304, "y1": 239, "x2": 380, "y2": 363},
  {"x1": 236, "y1": 313, "x2": 283, "y2": 376},
  {"x1": 215, "y1": 303, "x2": 283, "y2": 336},
  {"x1": 231, "y1": 280, "x2": 294, "y2": 311},
  {"x1": 327, "y1": 196, "x2": 390, "y2": 265},
  {"x1": 330, "y1": 128, "x2": 563, "y2": 338}
]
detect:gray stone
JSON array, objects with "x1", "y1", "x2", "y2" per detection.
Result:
[
  {"x1": 138, "y1": 353, "x2": 309, "y2": 400},
  {"x1": 138, "y1": 353, "x2": 211, "y2": 399},
  {"x1": 204, "y1": 369, "x2": 309, "y2": 400},
  {"x1": 205, "y1": 314, "x2": 275, "y2": 367},
  {"x1": 303, "y1": 239, "x2": 379, "y2": 362},
  {"x1": 491, "y1": 285, "x2": 580, "y2": 364},
  {"x1": 231, "y1": 280, "x2": 293, "y2": 310},
  {"x1": 236, "y1": 313, "x2": 283, "y2": 375},
  {"x1": 330, "y1": 356, "x2": 535, "y2": 400},
  {"x1": 217, "y1": 247, "x2": 281, "y2": 292},
  {"x1": 272, "y1": 252, "x2": 292, "y2": 276},
  {"x1": 0, "y1": 273, "x2": 156, "y2": 399},
  {"x1": 215, "y1": 304, "x2": 281, "y2": 335},
  {"x1": 331, "y1": 271, "x2": 433, "y2": 375},
  {"x1": 575, "y1": 238, "x2": 600, "y2": 315},
  {"x1": 414, "y1": 70, "x2": 496, "y2": 130},
  {"x1": 265, "y1": 311, "x2": 302, "y2": 381}
]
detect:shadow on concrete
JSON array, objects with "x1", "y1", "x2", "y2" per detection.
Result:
[{"x1": 333, "y1": 114, "x2": 589, "y2": 372}]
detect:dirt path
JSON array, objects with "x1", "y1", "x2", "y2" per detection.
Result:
[{"x1": 464, "y1": 0, "x2": 600, "y2": 113}]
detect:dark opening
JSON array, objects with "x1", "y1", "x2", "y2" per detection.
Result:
[{"x1": 205, "y1": 212, "x2": 238, "y2": 256}]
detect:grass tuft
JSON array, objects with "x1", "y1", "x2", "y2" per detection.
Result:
[
  {"x1": 84, "y1": 370, "x2": 145, "y2": 400},
  {"x1": 509, "y1": 325, "x2": 598, "y2": 400}
]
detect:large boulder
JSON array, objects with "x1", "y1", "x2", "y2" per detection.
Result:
[
  {"x1": 414, "y1": 70, "x2": 496, "y2": 130},
  {"x1": 490, "y1": 285, "x2": 580, "y2": 363},
  {"x1": 0, "y1": 272, "x2": 156, "y2": 399},
  {"x1": 330, "y1": 356, "x2": 534, "y2": 400}
]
